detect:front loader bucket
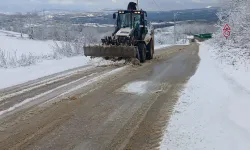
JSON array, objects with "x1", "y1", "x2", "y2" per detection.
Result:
[{"x1": 84, "y1": 45, "x2": 137, "y2": 58}]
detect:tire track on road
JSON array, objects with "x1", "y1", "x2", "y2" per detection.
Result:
[{"x1": 0, "y1": 66, "x2": 122, "y2": 117}]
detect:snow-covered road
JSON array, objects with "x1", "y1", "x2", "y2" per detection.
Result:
[
  {"x1": 161, "y1": 43, "x2": 250, "y2": 150},
  {"x1": 0, "y1": 44, "x2": 196, "y2": 150}
]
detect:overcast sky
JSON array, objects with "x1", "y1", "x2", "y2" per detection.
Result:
[{"x1": 0, "y1": 0, "x2": 219, "y2": 12}]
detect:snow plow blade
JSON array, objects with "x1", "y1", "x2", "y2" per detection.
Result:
[{"x1": 84, "y1": 45, "x2": 137, "y2": 58}]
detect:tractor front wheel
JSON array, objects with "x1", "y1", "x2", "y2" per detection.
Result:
[
  {"x1": 146, "y1": 39, "x2": 154, "y2": 60},
  {"x1": 138, "y1": 43, "x2": 146, "y2": 63}
]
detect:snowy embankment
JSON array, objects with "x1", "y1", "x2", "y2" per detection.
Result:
[{"x1": 160, "y1": 42, "x2": 250, "y2": 150}]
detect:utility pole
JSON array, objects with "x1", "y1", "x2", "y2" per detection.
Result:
[
  {"x1": 174, "y1": 12, "x2": 181, "y2": 44},
  {"x1": 43, "y1": 9, "x2": 46, "y2": 21},
  {"x1": 137, "y1": 0, "x2": 139, "y2": 10},
  {"x1": 174, "y1": 13, "x2": 177, "y2": 44}
]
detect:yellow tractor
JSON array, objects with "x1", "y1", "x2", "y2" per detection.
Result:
[{"x1": 84, "y1": 2, "x2": 154, "y2": 63}]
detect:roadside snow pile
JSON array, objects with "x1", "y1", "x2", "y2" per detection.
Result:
[
  {"x1": 161, "y1": 42, "x2": 250, "y2": 150},
  {"x1": 0, "y1": 56, "x2": 90, "y2": 89},
  {"x1": 88, "y1": 58, "x2": 125, "y2": 67}
]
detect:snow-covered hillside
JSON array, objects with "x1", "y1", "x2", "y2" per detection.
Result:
[{"x1": 160, "y1": 42, "x2": 250, "y2": 150}]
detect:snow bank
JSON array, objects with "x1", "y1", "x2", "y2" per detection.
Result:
[
  {"x1": 161, "y1": 42, "x2": 250, "y2": 150},
  {"x1": 87, "y1": 58, "x2": 125, "y2": 67},
  {"x1": 0, "y1": 56, "x2": 91, "y2": 89}
]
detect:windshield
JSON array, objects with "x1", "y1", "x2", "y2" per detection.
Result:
[{"x1": 118, "y1": 13, "x2": 141, "y2": 28}]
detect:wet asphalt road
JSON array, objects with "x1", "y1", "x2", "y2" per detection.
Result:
[{"x1": 0, "y1": 43, "x2": 200, "y2": 150}]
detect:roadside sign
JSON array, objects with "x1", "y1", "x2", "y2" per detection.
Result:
[{"x1": 223, "y1": 24, "x2": 231, "y2": 39}]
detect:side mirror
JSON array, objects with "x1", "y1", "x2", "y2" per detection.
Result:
[
  {"x1": 113, "y1": 13, "x2": 116, "y2": 19},
  {"x1": 145, "y1": 12, "x2": 147, "y2": 17},
  {"x1": 144, "y1": 20, "x2": 148, "y2": 26}
]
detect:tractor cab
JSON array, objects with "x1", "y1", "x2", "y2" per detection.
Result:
[{"x1": 113, "y1": 10, "x2": 148, "y2": 40}]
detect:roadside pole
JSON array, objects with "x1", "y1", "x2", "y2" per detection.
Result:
[
  {"x1": 137, "y1": 0, "x2": 139, "y2": 9},
  {"x1": 174, "y1": 12, "x2": 182, "y2": 44},
  {"x1": 174, "y1": 13, "x2": 178, "y2": 44},
  {"x1": 174, "y1": 13, "x2": 176, "y2": 44}
]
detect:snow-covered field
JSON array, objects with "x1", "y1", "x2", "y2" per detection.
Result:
[
  {"x1": 0, "y1": 30, "x2": 57, "y2": 69},
  {"x1": 160, "y1": 42, "x2": 250, "y2": 150},
  {"x1": 0, "y1": 30, "x2": 54, "y2": 57},
  {"x1": 154, "y1": 26, "x2": 189, "y2": 49}
]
